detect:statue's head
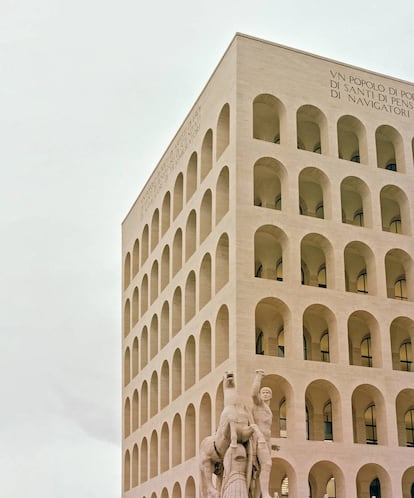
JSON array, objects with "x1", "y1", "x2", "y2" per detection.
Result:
[
  {"x1": 260, "y1": 386, "x2": 272, "y2": 401},
  {"x1": 223, "y1": 371, "x2": 235, "y2": 389}
]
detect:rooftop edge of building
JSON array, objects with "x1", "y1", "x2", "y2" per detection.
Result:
[{"x1": 122, "y1": 32, "x2": 414, "y2": 225}]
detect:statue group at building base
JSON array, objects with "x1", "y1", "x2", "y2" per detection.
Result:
[{"x1": 200, "y1": 370, "x2": 279, "y2": 498}]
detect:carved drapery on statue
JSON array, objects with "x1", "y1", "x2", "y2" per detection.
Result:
[
  {"x1": 199, "y1": 371, "x2": 277, "y2": 498},
  {"x1": 221, "y1": 444, "x2": 250, "y2": 498}
]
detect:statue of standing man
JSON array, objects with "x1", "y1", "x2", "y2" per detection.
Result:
[{"x1": 251, "y1": 369, "x2": 273, "y2": 498}]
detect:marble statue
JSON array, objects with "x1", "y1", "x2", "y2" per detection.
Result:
[
  {"x1": 199, "y1": 370, "x2": 277, "y2": 498},
  {"x1": 199, "y1": 372, "x2": 255, "y2": 498},
  {"x1": 251, "y1": 369, "x2": 274, "y2": 498}
]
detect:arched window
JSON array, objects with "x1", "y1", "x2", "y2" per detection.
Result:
[
  {"x1": 357, "y1": 271, "x2": 368, "y2": 294},
  {"x1": 124, "y1": 450, "x2": 130, "y2": 491},
  {"x1": 400, "y1": 341, "x2": 412, "y2": 371},
  {"x1": 141, "y1": 225, "x2": 149, "y2": 265},
  {"x1": 124, "y1": 253, "x2": 131, "y2": 290},
  {"x1": 341, "y1": 113, "x2": 366, "y2": 153},
  {"x1": 124, "y1": 299, "x2": 131, "y2": 338},
  {"x1": 124, "y1": 347, "x2": 131, "y2": 386},
  {"x1": 361, "y1": 336, "x2": 373, "y2": 367},
  {"x1": 173, "y1": 173, "x2": 183, "y2": 220},
  {"x1": 216, "y1": 103, "x2": 230, "y2": 159},
  {"x1": 253, "y1": 94, "x2": 283, "y2": 143},
  {"x1": 320, "y1": 332, "x2": 330, "y2": 362},
  {"x1": 298, "y1": 167, "x2": 327, "y2": 219},
  {"x1": 253, "y1": 157, "x2": 284, "y2": 210},
  {"x1": 151, "y1": 209, "x2": 159, "y2": 251},
  {"x1": 324, "y1": 402, "x2": 333, "y2": 441},
  {"x1": 370, "y1": 477, "x2": 381, "y2": 498},
  {"x1": 365, "y1": 404, "x2": 377, "y2": 444},
  {"x1": 276, "y1": 259, "x2": 283, "y2": 281},
  {"x1": 124, "y1": 398, "x2": 131, "y2": 437},
  {"x1": 277, "y1": 328, "x2": 285, "y2": 357},
  {"x1": 380, "y1": 185, "x2": 409, "y2": 235},
  {"x1": 376, "y1": 124, "x2": 403, "y2": 173},
  {"x1": 216, "y1": 233, "x2": 229, "y2": 292},
  {"x1": 297, "y1": 105, "x2": 326, "y2": 154},
  {"x1": 201, "y1": 129, "x2": 213, "y2": 181},
  {"x1": 341, "y1": 176, "x2": 370, "y2": 227},
  {"x1": 255, "y1": 298, "x2": 286, "y2": 358},
  {"x1": 405, "y1": 409, "x2": 414, "y2": 447},
  {"x1": 395, "y1": 277, "x2": 408, "y2": 300},
  {"x1": 255, "y1": 225, "x2": 285, "y2": 281},
  {"x1": 186, "y1": 153, "x2": 197, "y2": 202},
  {"x1": 306, "y1": 406, "x2": 310, "y2": 439},
  {"x1": 216, "y1": 305, "x2": 229, "y2": 366},
  {"x1": 161, "y1": 192, "x2": 171, "y2": 236},
  {"x1": 280, "y1": 399, "x2": 287, "y2": 438},
  {"x1": 216, "y1": 166, "x2": 229, "y2": 224},
  {"x1": 303, "y1": 336, "x2": 308, "y2": 360}
]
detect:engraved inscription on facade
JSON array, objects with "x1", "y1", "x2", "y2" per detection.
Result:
[
  {"x1": 329, "y1": 69, "x2": 413, "y2": 118},
  {"x1": 140, "y1": 106, "x2": 201, "y2": 218}
]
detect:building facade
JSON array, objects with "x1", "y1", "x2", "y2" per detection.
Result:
[{"x1": 122, "y1": 34, "x2": 414, "y2": 498}]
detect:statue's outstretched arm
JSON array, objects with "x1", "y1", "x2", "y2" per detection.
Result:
[{"x1": 251, "y1": 369, "x2": 264, "y2": 405}]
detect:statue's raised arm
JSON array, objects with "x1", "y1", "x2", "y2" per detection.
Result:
[{"x1": 251, "y1": 369, "x2": 265, "y2": 406}]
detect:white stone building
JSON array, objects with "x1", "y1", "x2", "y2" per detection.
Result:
[{"x1": 122, "y1": 34, "x2": 414, "y2": 498}]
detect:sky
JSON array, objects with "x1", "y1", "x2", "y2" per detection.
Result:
[{"x1": 0, "y1": 1, "x2": 413, "y2": 497}]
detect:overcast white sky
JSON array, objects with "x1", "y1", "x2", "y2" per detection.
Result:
[{"x1": 1, "y1": 1, "x2": 413, "y2": 496}]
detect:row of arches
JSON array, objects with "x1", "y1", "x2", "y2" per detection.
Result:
[
  {"x1": 123, "y1": 305, "x2": 229, "y2": 402},
  {"x1": 268, "y1": 459, "x2": 414, "y2": 498},
  {"x1": 260, "y1": 374, "x2": 414, "y2": 447},
  {"x1": 123, "y1": 464, "x2": 414, "y2": 497},
  {"x1": 124, "y1": 102, "x2": 230, "y2": 291},
  {"x1": 124, "y1": 374, "x2": 414, "y2": 470},
  {"x1": 255, "y1": 226, "x2": 414, "y2": 300},
  {"x1": 124, "y1": 232, "x2": 229, "y2": 338},
  {"x1": 254, "y1": 157, "x2": 411, "y2": 234},
  {"x1": 124, "y1": 417, "x2": 414, "y2": 496},
  {"x1": 256, "y1": 298, "x2": 413, "y2": 370},
  {"x1": 123, "y1": 375, "x2": 414, "y2": 488},
  {"x1": 124, "y1": 473, "x2": 196, "y2": 497},
  {"x1": 253, "y1": 93, "x2": 412, "y2": 172},
  {"x1": 124, "y1": 386, "x2": 224, "y2": 489}
]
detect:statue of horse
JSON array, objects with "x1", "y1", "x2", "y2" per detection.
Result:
[{"x1": 199, "y1": 372, "x2": 255, "y2": 498}]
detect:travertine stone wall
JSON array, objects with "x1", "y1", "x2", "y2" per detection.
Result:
[{"x1": 122, "y1": 34, "x2": 414, "y2": 498}]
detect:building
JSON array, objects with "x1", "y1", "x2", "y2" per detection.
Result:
[{"x1": 121, "y1": 34, "x2": 414, "y2": 498}]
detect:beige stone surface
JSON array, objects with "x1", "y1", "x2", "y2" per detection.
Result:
[{"x1": 122, "y1": 34, "x2": 414, "y2": 498}]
